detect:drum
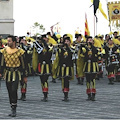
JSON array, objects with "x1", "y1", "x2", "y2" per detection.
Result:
[
  {"x1": 98, "y1": 56, "x2": 102, "y2": 67},
  {"x1": 110, "y1": 54, "x2": 119, "y2": 65}
]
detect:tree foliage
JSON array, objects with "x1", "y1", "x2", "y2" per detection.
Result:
[{"x1": 32, "y1": 22, "x2": 45, "y2": 36}]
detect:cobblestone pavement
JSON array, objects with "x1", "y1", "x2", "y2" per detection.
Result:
[{"x1": 0, "y1": 74, "x2": 120, "y2": 119}]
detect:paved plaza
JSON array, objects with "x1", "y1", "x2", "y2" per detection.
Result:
[{"x1": 0, "y1": 73, "x2": 120, "y2": 119}]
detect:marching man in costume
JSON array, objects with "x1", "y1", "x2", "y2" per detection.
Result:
[
  {"x1": 0, "y1": 35, "x2": 27, "y2": 117},
  {"x1": 103, "y1": 37, "x2": 119, "y2": 84},
  {"x1": 33, "y1": 34, "x2": 53, "y2": 102},
  {"x1": 80, "y1": 36, "x2": 99, "y2": 101},
  {"x1": 52, "y1": 36, "x2": 74, "y2": 101},
  {"x1": 18, "y1": 38, "x2": 30, "y2": 101},
  {"x1": 75, "y1": 34, "x2": 85, "y2": 85}
]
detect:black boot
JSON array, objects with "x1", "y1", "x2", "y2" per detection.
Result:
[
  {"x1": 62, "y1": 92, "x2": 69, "y2": 102},
  {"x1": 21, "y1": 93, "x2": 26, "y2": 101},
  {"x1": 9, "y1": 105, "x2": 16, "y2": 117},
  {"x1": 108, "y1": 78, "x2": 114, "y2": 85},
  {"x1": 91, "y1": 93, "x2": 95, "y2": 101},
  {"x1": 41, "y1": 92, "x2": 48, "y2": 102},
  {"x1": 77, "y1": 77, "x2": 81, "y2": 84},
  {"x1": 81, "y1": 78, "x2": 84, "y2": 85},
  {"x1": 86, "y1": 94, "x2": 91, "y2": 101},
  {"x1": 19, "y1": 93, "x2": 26, "y2": 101},
  {"x1": 51, "y1": 78, "x2": 56, "y2": 83}
]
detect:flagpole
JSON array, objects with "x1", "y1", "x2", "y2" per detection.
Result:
[
  {"x1": 94, "y1": 15, "x2": 96, "y2": 37},
  {"x1": 106, "y1": 0, "x2": 111, "y2": 32},
  {"x1": 96, "y1": 17, "x2": 97, "y2": 36}
]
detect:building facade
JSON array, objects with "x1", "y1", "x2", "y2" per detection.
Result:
[{"x1": 0, "y1": 0, "x2": 14, "y2": 35}]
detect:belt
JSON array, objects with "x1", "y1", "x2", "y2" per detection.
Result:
[
  {"x1": 6, "y1": 67, "x2": 20, "y2": 72},
  {"x1": 88, "y1": 60, "x2": 91, "y2": 63}
]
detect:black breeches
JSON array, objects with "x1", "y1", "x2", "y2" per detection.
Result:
[
  {"x1": 6, "y1": 78, "x2": 19, "y2": 105},
  {"x1": 62, "y1": 77, "x2": 70, "y2": 92},
  {"x1": 40, "y1": 75, "x2": 49, "y2": 92}
]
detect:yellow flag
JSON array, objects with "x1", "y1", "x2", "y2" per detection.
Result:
[
  {"x1": 48, "y1": 36, "x2": 57, "y2": 45},
  {"x1": 32, "y1": 47, "x2": 38, "y2": 72},
  {"x1": 91, "y1": 0, "x2": 108, "y2": 20},
  {"x1": 99, "y1": 2, "x2": 108, "y2": 20}
]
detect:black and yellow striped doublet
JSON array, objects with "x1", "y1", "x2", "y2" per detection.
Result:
[{"x1": 0, "y1": 48, "x2": 26, "y2": 82}]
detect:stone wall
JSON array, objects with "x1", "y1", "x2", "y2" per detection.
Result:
[{"x1": 0, "y1": 0, "x2": 14, "y2": 35}]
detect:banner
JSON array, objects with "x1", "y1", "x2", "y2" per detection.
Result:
[
  {"x1": 91, "y1": 0, "x2": 108, "y2": 20},
  {"x1": 85, "y1": 13, "x2": 90, "y2": 36},
  {"x1": 107, "y1": 1, "x2": 120, "y2": 26}
]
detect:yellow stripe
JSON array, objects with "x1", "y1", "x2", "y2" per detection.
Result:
[
  {"x1": 4, "y1": 70, "x2": 8, "y2": 80},
  {"x1": 93, "y1": 62, "x2": 96, "y2": 73},
  {"x1": 28, "y1": 63, "x2": 31, "y2": 74},
  {"x1": 57, "y1": 66, "x2": 60, "y2": 76},
  {"x1": 46, "y1": 64, "x2": 49, "y2": 74},
  {"x1": 87, "y1": 82, "x2": 90, "y2": 89},
  {"x1": 88, "y1": 62, "x2": 91, "y2": 72},
  {"x1": 83, "y1": 62, "x2": 87, "y2": 72},
  {"x1": 41, "y1": 64, "x2": 44, "y2": 74},
  {"x1": 93, "y1": 79, "x2": 96, "y2": 89},
  {"x1": 1, "y1": 55, "x2": 4, "y2": 66},
  {"x1": 8, "y1": 71, "x2": 11, "y2": 82},
  {"x1": 96, "y1": 62, "x2": 99, "y2": 72},
  {"x1": 18, "y1": 71, "x2": 21, "y2": 80},
  {"x1": 45, "y1": 82, "x2": 48, "y2": 88},
  {"x1": 66, "y1": 67, "x2": 69, "y2": 76},
  {"x1": 21, "y1": 56, "x2": 25, "y2": 69},
  {"x1": 71, "y1": 67, "x2": 74, "y2": 80},
  {"x1": 62, "y1": 78, "x2": 64, "y2": 89},
  {"x1": 62, "y1": 67, "x2": 64, "y2": 77},
  {"x1": 12, "y1": 71, "x2": 16, "y2": 81},
  {"x1": 92, "y1": 79, "x2": 96, "y2": 89}
]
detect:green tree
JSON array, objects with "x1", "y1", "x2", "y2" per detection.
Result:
[{"x1": 32, "y1": 22, "x2": 45, "y2": 36}]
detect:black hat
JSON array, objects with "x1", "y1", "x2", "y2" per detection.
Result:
[
  {"x1": 47, "y1": 32, "x2": 51, "y2": 35},
  {"x1": 41, "y1": 34, "x2": 47, "y2": 39},
  {"x1": 63, "y1": 36, "x2": 71, "y2": 43},
  {"x1": 76, "y1": 34, "x2": 82, "y2": 39},
  {"x1": 113, "y1": 31, "x2": 118, "y2": 34},
  {"x1": 63, "y1": 34, "x2": 67, "y2": 39},
  {"x1": 75, "y1": 33, "x2": 79, "y2": 38},
  {"x1": 86, "y1": 36, "x2": 93, "y2": 42},
  {"x1": 108, "y1": 37, "x2": 112, "y2": 42}
]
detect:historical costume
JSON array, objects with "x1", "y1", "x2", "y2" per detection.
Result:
[
  {"x1": 0, "y1": 35, "x2": 27, "y2": 117},
  {"x1": 32, "y1": 35, "x2": 53, "y2": 102},
  {"x1": 103, "y1": 38, "x2": 119, "y2": 84},
  {"x1": 81, "y1": 36, "x2": 99, "y2": 101},
  {"x1": 52, "y1": 36, "x2": 74, "y2": 101}
]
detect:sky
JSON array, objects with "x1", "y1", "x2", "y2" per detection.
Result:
[{"x1": 13, "y1": 0, "x2": 119, "y2": 39}]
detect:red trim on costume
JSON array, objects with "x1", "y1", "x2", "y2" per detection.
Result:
[
  {"x1": 116, "y1": 72, "x2": 120, "y2": 76},
  {"x1": 63, "y1": 88, "x2": 69, "y2": 92},
  {"x1": 21, "y1": 88, "x2": 26, "y2": 93},
  {"x1": 111, "y1": 74, "x2": 115, "y2": 78},
  {"x1": 107, "y1": 75, "x2": 111, "y2": 79},
  {"x1": 42, "y1": 88, "x2": 48, "y2": 92},
  {"x1": 86, "y1": 89, "x2": 91, "y2": 94},
  {"x1": 91, "y1": 88, "x2": 96, "y2": 93},
  {"x1": 38, "y1": 63, "x2": 41, "y2": 73},
  {"x1": 108, "y1": 74, "x2": 115, "y2": 79}
]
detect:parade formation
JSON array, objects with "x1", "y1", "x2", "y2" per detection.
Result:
[
  {"x1": 0, "y1": 0, "x2": 120, "y2": 118},
  {"x1": 0, "y1": 30, "x2": 120, "y2": 117}
]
